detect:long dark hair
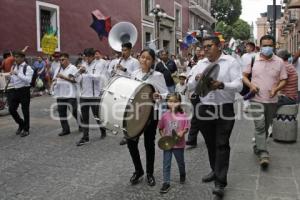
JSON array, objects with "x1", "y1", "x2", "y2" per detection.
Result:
[{"x1": 166, "y1": 93, "x2": 184, "y2": 114}]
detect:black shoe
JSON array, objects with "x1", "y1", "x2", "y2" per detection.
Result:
[
  {"x1": 58, "y1": 131, "x2": 70, "y2": 136},
  {"x1": 130, "y1": 172, "x2": 144, "y2": 185},
  {"x1": 76, "y1": 137, "x2": 89, "y2": 146},
  {"x1": 147, "y1": 174, "x2": 156, "y2": 186},
  {"x1": 119, "y1": 138, "x2": 127, "y2": 145},
  {"x1": 20, "y1": 131, "x2": 30, "y2": 137},
  {"x1": 202, "y1": 171, "x2": 215, "y2": 183},
  {"x1": 100, "y1": 128, "x2": 106, "y2": 139},
  {"x1": 186, "y1": 140, "x2": 197, "y2": 147},
  {"x1": 160, "y1": 183, "x2": 170, "y2": 193},
  {"x1": 180, "y1": 174, "x2": 186, "y2": 184},
  {"x1": 16, "y1": 126, "x2": 23, "y2": 135},
  {"x1": 212, "y1": 185, "x2": 225, "y2": 197}
]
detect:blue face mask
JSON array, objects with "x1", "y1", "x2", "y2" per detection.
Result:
[
  {"x1": 288, "y1": 56, "x2": 293, "y2": 63},
  {"x1": 261, "y1": 46, "x2": 273, "y2": 57}
]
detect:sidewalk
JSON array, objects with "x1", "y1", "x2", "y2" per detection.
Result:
[{"x1": 0, "y1": 96, "x2": 299, "y2": 200}]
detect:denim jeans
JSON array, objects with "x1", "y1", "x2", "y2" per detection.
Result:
[{"x1": 163, "y1": 148, "x2": 185, "y2": 184}]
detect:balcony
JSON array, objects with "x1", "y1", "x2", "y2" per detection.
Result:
[{"x1": 189, "y1": 1, "x2": 216, "y2": 24}]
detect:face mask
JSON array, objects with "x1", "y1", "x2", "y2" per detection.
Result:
[
  {"x1": 261, "y1": 46, "x2": 273, "y2": 57},
  {"x1": 288, "y1": 56, "x2": 293, "y2": 63}
]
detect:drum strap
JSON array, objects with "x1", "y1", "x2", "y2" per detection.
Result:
[{"x1": 141, "y1": 69, "x2": 154, "y2": 81}]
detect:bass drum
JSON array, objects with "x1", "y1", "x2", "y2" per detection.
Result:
[{"x1": 100, "y1": 76, "x2": 154, "y2": 138}]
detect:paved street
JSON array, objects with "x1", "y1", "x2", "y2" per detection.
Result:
[{"x1": 1, "y1": 96, "x2": 300, "y2": 200}]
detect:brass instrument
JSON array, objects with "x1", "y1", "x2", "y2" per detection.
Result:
[{"x1": 158, "y1": 130, "x2": 181, "y2": 150}]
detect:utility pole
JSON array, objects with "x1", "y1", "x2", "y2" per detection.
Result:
[{"x1": 273, "y1": 0, "x2": 276, "y2": 44}]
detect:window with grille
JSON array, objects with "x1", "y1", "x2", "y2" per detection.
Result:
[{"x1": 36, "y1": 1, "x2": 60, "y2": 52}]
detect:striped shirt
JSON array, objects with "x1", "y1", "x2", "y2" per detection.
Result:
[{"x1": 281, "y1": 62, "x2": 298, "y2": 100}]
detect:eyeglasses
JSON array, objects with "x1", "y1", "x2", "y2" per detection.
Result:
[{"x1": 203, "y1": 44, "x2": 214, "y2": 49}]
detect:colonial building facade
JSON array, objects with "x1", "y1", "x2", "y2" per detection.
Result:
[
  {"x1": 256, "y1": 1, "x2": 300, "y2": 54},
  {"x1": 0, "y1": 0, "x2": 215, "y2": 57}
]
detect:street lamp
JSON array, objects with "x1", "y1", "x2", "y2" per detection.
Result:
[{"x1": 149, "y1": 4, "x2": 167, "y2": 49}]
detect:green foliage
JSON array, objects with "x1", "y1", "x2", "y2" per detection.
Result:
[
  {"x1": 215, "y1": 19, "x2": 250, "y2": 41},
  {"x1": 211, "y1": 0, "x2": 242, "y2": 25}
]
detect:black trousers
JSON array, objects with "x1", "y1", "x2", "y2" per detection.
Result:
[
  {"x1": 194, "y1": 103, "x2": 235, "y2": 187},
  {"x1": 57, "y1": 98, "x2": 80, "y2": 132},
  {"x1": 127, "y1": 109, "x2": 158, "y2": 175},
  {"x1": 80, "y1": 98, "x2": 105, "y2": 139},
  {"x1": 187, "y1": 94, "x2": 201, "y2": 143},
  {"x1": 7, "y1": 87, "x2": 31, "y2": 131}
]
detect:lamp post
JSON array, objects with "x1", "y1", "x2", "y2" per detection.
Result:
[{"x1": 149, "y1": 4, "x2": 167, "y2": 50}]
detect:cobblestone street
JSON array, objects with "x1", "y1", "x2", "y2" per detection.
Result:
[{"x1": 1, "y1": 96, "x2": 300, "y2": 200}]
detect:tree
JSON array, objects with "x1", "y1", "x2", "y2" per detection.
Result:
[
  {"x1": 211, "y1": 0, "x2": 242, "y2": 25},
  {"x1": 215, "y1": 19, "x2": 250, "y2": 41},
  {"x1": 231, "y1": 19, "x2": 250, "y2": 40}
]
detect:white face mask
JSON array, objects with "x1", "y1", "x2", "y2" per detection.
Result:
[{"x1": 261, "y1": 46, "x2": 273, "y2": 57}]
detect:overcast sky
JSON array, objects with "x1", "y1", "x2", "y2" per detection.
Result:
[{"x1": 240, "y1": 0, "x2": 281, "y2": 38}]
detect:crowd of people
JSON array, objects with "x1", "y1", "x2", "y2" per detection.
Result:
[{"x1": 1, "y1": 33, "x2": 300, "y2": 200}]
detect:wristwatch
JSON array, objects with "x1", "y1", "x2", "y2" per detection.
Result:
[{"x1": 218, "y1": 82, "x2": 225, "y2": 89}]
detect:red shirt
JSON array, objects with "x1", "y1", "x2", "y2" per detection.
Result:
[
  {"x1": 281, "y1": 62, "x2": 298, "y2": 100},
  {"x1": 1, "y1": 56, "x2": 15, "y2": 72}
]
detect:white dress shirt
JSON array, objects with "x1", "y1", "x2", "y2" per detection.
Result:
[
  {"x1": 51, "y1": 61, "x2": 60, "y2": 76},
  {"x1": 10, "y1": 62, "x2": 34, "y2": 89},
  {"x1": 76, "y1": 59, "x2": 109, "y2": 98},
  {"x1": 131, "y1": 69, "x2": 168, "y2": 96},
  {"x1": 188, "y1": 54, "x2": 243, "y2": 105},
  {"x1": 241, "y1": 52, "x2": 256, "y2": 70},
  {"x1": 53, "y1": 64, "x2": 78, "y2": 98},
  {"x1": 131, "y1": 69, "x2": 168, "y2": 111},
  {"x1": 109, "y1": 56, "x2": 140, "y2": 76}
]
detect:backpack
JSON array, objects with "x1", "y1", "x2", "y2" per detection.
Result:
[{"x1": 23, "y1": 65, "x2": 39, "y2": 87}]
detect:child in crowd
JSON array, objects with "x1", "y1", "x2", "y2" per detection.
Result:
[
  {"x1": 175, "y1": 73, "x2": 187, "y2": 95},
  {"x1": 158, "y1": 93, "x2": 190, "y2": 193}
]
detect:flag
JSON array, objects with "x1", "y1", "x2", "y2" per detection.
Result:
[{"x1": 90, "y1": 10, "x2": 111, "y2": 40}]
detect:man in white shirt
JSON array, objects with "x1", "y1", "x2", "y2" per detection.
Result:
[
  {"x1": 108, "y1": 42, "x2": 139, "y2": 77},
  {"x1": 50, "y1": 52, "x2": 61, "y2": 78},
  {"x1": 6, "y1": 51, "x2": 33, "y2": 137},
  {"x1": 110, "y1": 42, "x2": 140, "y2": 145},
  {"x1": 52, "y1": 53, "x2": 81, "y2": 136},
  {"x1": 187, "y1": 36, "x2": 242, "y2": 199},
  {"x1": 75, "y1": 48, "x2": 109, "y2": 146},
  {"x1": 241, "y1": 42, "x2": 256, "y2": 70}
]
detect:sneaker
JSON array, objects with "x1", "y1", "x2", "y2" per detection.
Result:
[
  {"x1": 160, "y1": 183, "x2": 170, "y2": 193},
  {"x1": 20, "y1": 131, "x2": 30, "y2": 137},
  {"x1": 260, "y1": 157, "x2": 269, "y2": 170},
  {"x1": 76, "y1": 137, "x2": 89, "y2": 146},
  {"x1": 130, "y1": 172, "x2": 144, "y2": 185},
  {"x1": 180, "y1": 174, "x2": 186, "y2": 184}
]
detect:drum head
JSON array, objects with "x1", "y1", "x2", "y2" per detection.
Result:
[{"x1": 124, "y1": 84, "x2": 154, "y2": 138}]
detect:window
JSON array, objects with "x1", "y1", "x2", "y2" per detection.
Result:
[
  {"x1": 36, "y1": 1, "x2": 60, "y2": 52},
  {"x1": 175, "y1": 9, "x2": 181, "y2": 27},
  {"x1": 145, "y1": 32, "x2": 151, "y2": 43},
  {"x1": 145, "y1": 0, "x2": 153, "y2": 16}
]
